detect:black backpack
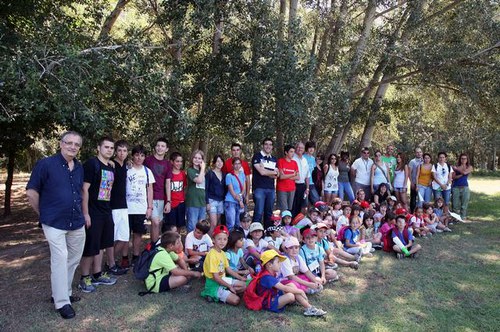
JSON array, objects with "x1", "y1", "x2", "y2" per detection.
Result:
[{"x1": 133, "y1": 240, "x2": 164, "y2": 296}]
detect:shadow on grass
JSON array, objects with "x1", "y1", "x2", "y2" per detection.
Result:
[{"x1": 467, "y1": 191, "x2": 500, "y2": 222}]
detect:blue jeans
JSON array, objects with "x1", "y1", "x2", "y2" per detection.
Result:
[
  {"x1": 434, "y1": 189, "x2": 451, "y2": 206},
  {"x1": 224, "y1": 201, "x2": 242, "y2": 231},
  {"x1": 308, "y1": 183, "x2": 320, "y2": 205},
  {"x1": 186, "y1": 206, "x2": 206, "y2": 232},
  {"x1": 338, "y1": 181, "x2": 355, "y2": 203},
  {"x1": 253, "y1": 188, "x2": 275, "y2": 224},
  {"x1": 417, "y1": 185, "x2": 432, "y2": 207}
]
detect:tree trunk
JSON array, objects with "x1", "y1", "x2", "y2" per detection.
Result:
[
  {"x1": 326, "y1": 0, "x2": 348, "y2": 67},
  {"x1": 493, "y1": 146, "x2": 497, "y2": 171},
  {"x1": 98, "y1": 0, "x2": 130, "y2": 40},
  {"x1": 288, "y1": 0, "x2": 298, "y2": 38},
  {"x1": 278, "y1": 0, "x2": 287, "y2": 41},
  {"x1": 3, "y1": 150, "x2": 15, "y2": 217}
]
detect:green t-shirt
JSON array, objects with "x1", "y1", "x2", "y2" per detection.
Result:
[
  {"x1": 381, "y1": 155, "x2": 397, "y2": 182},
  {"x1": 145, "y1": 247, "x2": 178, "y2": 293},
  {"x1": 186, "y1": 167, "x2": 206, "y2": 207}
]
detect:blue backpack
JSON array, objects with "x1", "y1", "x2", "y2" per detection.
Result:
[{"x1": 133, "y1": 240, "x2": 163, "y2": 296}]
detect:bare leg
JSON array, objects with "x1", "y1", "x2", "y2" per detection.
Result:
[
  {"x1": 277, "y1": 293, "x2": 296, "y2": 308},
  {"x1": 80, "y1": 256, "x2": 93, "y2": 276},
  {"x1": 93, "y1": 250, "x2": 104, "y2": 274},
  {"x1": 106, "y1": 246, "x2": 115, "y2": 266},
  {"x1": 225, "y1": 293, "x2": 240, "y2": 306},
  {"x1": 132, "y1": 233, "x2": 143, "y2": 256},
  {"x1": 168, "y1": 275, "x2": 189, "y2": 289},
  {"x1": 151, "y1": 218, "x2": 161, "y2": 243}
]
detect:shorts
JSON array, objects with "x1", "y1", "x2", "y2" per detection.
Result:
[
  {"x1": 82, "y1": 214, "x2": 114, "y2": 257},
  {"x1": 324, "y1": 189, "x2": 339, "y2": 194},
  {"x1": 426, "y1": 223, "x2": 438, "y2": 232},
  {"x1": 129, "y1": 214, "x2": 147, "y2": 235},
  {"x1": 393, "y1": 187, "x2": 406, "y2": 193},
  {"x1": 152, "y1": 200, "x2": 164, "y2": 221},
  {"x1": 208, "y1": 199, "x2": 224, "y2": 215},
  {"x1": 201, "y1": 277, "x2": 236, "y2": 303},
  {"x1": 164, "y1": 202, "x2": 186, "y2": 228},
  {"x1": 159, "y1": 273, "x2": 172, "y2": 292},
  {"x1": 263, "y1": 292, "x2": 285, "y2": 313},
  {"x1": 112, "y1": 209, "x2": 130, "y2": 242}
]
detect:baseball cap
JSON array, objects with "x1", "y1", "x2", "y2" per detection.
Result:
[
  {"x1": 260, "y1": 249, "x2": 287, "y2": 266},
  {"x1": 213, "y1": 225, "x2": 229, "y2": 237},
  {"x1": 281, "y1": 210, "x2": 292, "y2": 218},
  {"x1": 249, "y1": 222, "x2": 264, "y2": 233},
  {"x1": 389, "y1": 196, "x2": 397, "y2": 202},
  {"x1": 302, "y1": 228, "x2": 317, "y2": 238},
  {"x1": 314, "y1": 222, "x2": 328, "y2": 230},
  {"x1": 360, "y1": 201, "x2": 370, "y2": 209},
  {"x1": 314, "y1": 201, "x2": 327, "y2": 208},
  {"x1": 283, "y1": 237, "x2": 300, "y2": 248},
  {"x1": 270, "y1": 214, "x2": 281, "y2": 221},
  {"x1": 266, "y1": 225, "x2": 283, "y2": 233}
]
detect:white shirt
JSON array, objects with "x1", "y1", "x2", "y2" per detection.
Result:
[
  {"x1": 293, "y1": 154, "x2": 309, "y2": 184},
  {"x1": 185, "y1": 231, "x2": 213, "y2": 255},
  {"x1": 279, "y1": 255, "x2": 309, "y2": 280},
  {"x1": 126, "y1": 166, "x2": 155, "y2": 214},
  {"x1": 352, "y1": 157, "x2": 374, "y2": 185},
  {"x1": 431, "y1": 163, "x2": 454, "y2": 190},
  {"x1": 264, "y1": 236, "x2": 284, "y2": 251}
]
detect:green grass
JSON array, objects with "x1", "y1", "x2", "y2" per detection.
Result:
[{"x1": 0, "y1": 180, "x2": 499, "y2": 331}]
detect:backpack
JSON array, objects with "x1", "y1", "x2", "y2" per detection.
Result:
[
  {"x1": 336, "y1": 225, "x2": 350, "y2": 242},
  {"x1": 383, "y1": 226, "x2": 409, "y2": 253},
  {"x1": 133, "y1": 240, "x2": 163, "y2": 296},
  {"x1": 243, "y1": 270, "x2": 274, "y2": 311}
]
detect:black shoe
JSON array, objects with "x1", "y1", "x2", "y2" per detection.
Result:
[
  {"x1": 58, "y1": 304, "x2": 76, "y2": 319},
  {"x1": 107, "y1": 264, "x2": 128, "y2": 276},
  {"x1": 51, "y1": 295, "x2": 81, "y2": 304}
]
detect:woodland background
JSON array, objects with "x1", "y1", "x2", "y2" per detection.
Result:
[{"x1": 1, "y1": 0, "x2": 499, "y2": 215}]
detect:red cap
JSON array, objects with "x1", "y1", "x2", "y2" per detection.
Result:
[
  {"x1": 395, "y1": 208, "x2": 407, "y2": 215},
  {"x1": 270, "y1": 214, "x2": 281, "y2": 221},
  {"x1": 314, "y1": 201, "x2": 327, "y2": 208},
  {"x1": 302, "y1": 228, "x2": 317, "y2": 238},
  {"x1": 360, "y1": 201, "x2": 370, "y2": 209},
  {"x1": 213, "y1": 225, "x2": 229, "y2": 237}
]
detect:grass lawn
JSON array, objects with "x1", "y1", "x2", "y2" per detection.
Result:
[{"x1": 0, "y1": 177, "x2": 498, "y2": 331}]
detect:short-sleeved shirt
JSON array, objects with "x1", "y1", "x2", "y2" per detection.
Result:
[
  {"x1": 226, "y1": 248, "x2": 244, "y2": 271},
  {"x1": 284, "y1": 225, "x2": 300, "y2": 237},
  {"x1": 251, "y1": 151, "x2": 277, "y2": 190},
  {"x1": 225, "y1": 172, "x2": 246, "y2": 203},
  {"x1": 203, "y1": 248, "x2": 229, "y2": 279},
  {"x1": 144, "y1": 156, "x2": 172, "y2": 200},
  {"x1": 304, "y1": 154, "x2": 316, "y2": 183},
  {"x1": 432, "y1": 163, "x2": 454, "y2": 190},
  {"x1": 244, "y1": 238, "x2": 268, "y2": 256},
  {"x1": 351, "y1": 157, "x2": 374, "y2": 185},
  {"x1": 408, "y1": 157, "x2": 423, "y2": 183},
  {"x1": 185, "y1": 231, "x2": 213, "y2": 255},
  {"x1": 409, "y1": 216, "x2": 424, "y2": 228},
  {"x1": 344, "y1": 228, "x2": 360, "y2": 246},
  {"x1": 126, "y1": 166, "x2": 156, "y2": 214},
  {"x1": 110, "y1": 160, "x2": 127, "y2": 210},
  {"x1": 186, "y1": 167, "x2": 206, "y2": 208},
  {"x1": 336, "y1": 215, "x2": 349, "y2": 233},
  {"x1": 26, "y1": 153, "x2": 84, "y2": 230},
  {"x1": 170, "y1": 171, "x2": 187, "y2": 208},
  {"x1": 83, "y1": 157, "x2": 115, "y2": 217},
  {"x1": 391, "y1": 229, "x2": 414, "y2": 246},
  {"x1": 276, "y1": 158, "x2": 298, "y2": 192},
  {"x1": 264, "y1": 236, "x2": 283, "y2": 251},
  {"x1": 279, "y1": 255, "x2": 309, "y2": 280},
  {"x1": 145, "y1": 247, "x2": 178, "y2": 293},
  {"x1": 299, "y1": 244, "x2": 325, "y2": 273},
  {"x1": 379, "y1": 222, "x2": 394, "y2": 237},
  {"x1": 222, "y1": 158, "x2": 251, "y2": 176},
  {"x1": 381, "y1": 155, "x2": 397, "y2": 180},
  {"x1": 292, "y1": 154, "x2": 309, "y2": 184}
]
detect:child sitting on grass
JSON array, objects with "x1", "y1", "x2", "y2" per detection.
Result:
[
  {"x1": 300, "y1": 228, "x2": 338, "y2": 284},
  {"x1": 423, "y1": 203, "x2": 451, "y2": 233},
  {"x1": 434, "y1": 197, "x2": 452, "y2": 226},
  {"x1": 264, "y1": 225, "x2": 284, "y2": 252},
  {"x1": 185, "y1": 220, "x2": 213, "y2": 271},
  {"x1": 145, "y1": 231, "x2": 202, "y2": 293},
  {"x1": 343, "y1": 215, "x2": 374, "y2": 258},
  {"x1": 315, "y1": 223, "x2": 358, "y2": 270},
  {"x1": 409, "y1": 207, "x2": 431, "y2": 237},
  {"x1": 360, "y1": 212, "x2": 382, "y2": 249},
  {"x1": 392, "y1": 215, "x2": 422, "y2": 259},
  {"x1": 201, "y1": 225, "x2": 247, "y2": 305},
  {"x1": 244, "y1": 249, "x2": 327, "y2": 316},
  {"x1": 225, "y1": 230, "x2": 254, "y2": 277},
  {"x1": 281, "y1": 210, "x2": 301, "y2": 241}
]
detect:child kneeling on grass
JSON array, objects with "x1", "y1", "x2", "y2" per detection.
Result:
[
  {"x1": 392, "y1": 215, "x2": 422, "y2": 259},
  {"x1": 244, "y1": 249, "x2": 326, "y2": 316},
  {"x1": 146, "y1": 232, "x2": 202, "y2": 293},
  {"x1": 201, "y1": 225, "x2": 248, "y2": 305}
]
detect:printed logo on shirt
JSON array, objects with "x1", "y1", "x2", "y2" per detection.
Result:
[
  {"x1": 98, "y1": 170, "x2": 114, "y2": 201},
  {"x1": 171, "y1": 180, "x2": 184, "y2": 192}
]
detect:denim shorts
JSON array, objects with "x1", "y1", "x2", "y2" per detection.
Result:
[{"x1": 208, "y1": 199, "x2": 224, "y2": 214}]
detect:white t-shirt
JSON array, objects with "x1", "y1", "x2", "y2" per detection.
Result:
[
  {"x1": 185, "y1": 232, "x2": 213, "y2": 255},
  {"x1": 336, "y1": 215, "x2": 349, "y2": 233},
  {"x1": 126, "y1": 166, "x2": 156, "y2": 214},
  {"x1": 244, "y1": 238, "x2": 268, "y2": 253},
  {"x1": 279, "y1": 255, "x2": 309, "y2": 280},
  {"x1": 431, "y1": 163, "x2": 454, "y2": 190},
  {"x1": 264, "y1": 236, "x2": 284, "y2": 251},
  {"x1": 352, "y1": 157, "x2": 374, "y2": 185},
  {"x1": 292, "y1": 154, "x2": 310, "y2": 184},
  {"x1": 324, "y1": 166, "x2": 339, "y2": 191}
]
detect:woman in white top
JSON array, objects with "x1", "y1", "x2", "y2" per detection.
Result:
[
  {"x1": 323, "y1": 153, "x2": 340, "y2": 205},
  {"x1": 392, "y1": 153, "x2": 410, "y2": 209}
]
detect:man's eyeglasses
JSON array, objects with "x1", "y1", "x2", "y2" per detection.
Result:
[{"x1": 62, "y1": 140, "x2": 81, "y2": 148}]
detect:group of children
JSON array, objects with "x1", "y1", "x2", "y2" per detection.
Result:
[{"x1": 144, "y1": 191, "x2": 459, "y2": 317}]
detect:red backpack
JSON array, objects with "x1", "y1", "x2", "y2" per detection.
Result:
[
  {"x1": 383, "y1": 226, "x2": 410, "y2": 252},
  {"x1": 243, "y1": 270, "x2": 275, "y2": 311},
  {"x1": 336, "y1": 225, "x2": 350, "y2": 243}
]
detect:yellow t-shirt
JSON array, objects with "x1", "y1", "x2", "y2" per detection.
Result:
[{"x1": 203, "y1": 248, "x2": 228, "y2": 279}]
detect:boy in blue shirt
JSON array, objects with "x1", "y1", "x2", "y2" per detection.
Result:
[{"x1": 392, "y1": 215, "x2": 422, "y2": 259}]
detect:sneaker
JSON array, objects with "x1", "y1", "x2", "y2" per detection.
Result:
[
  {"x1": 92, "y1": 272, "x2": 117, "y2": 286},
  {"x1": 372, "y1": 244, "x2": 383, "y2": 250},
  {"x1": 449, "y1": 222, "x2": 454, "y2": 226},
  {"x1": 107, "y1": 265, "x2": 128, "y2": 276},
  {"x1": 396, "y1": 253, "x2": 404, "y2": 260},
  {"x1": 411, "y1": 252, "x2": 418, "y2": 259},
  {"x1": 369, "y1": 248, "x2": 375, "y2": 253},
  {"x1": 304, "y1": 306, "x2": 327, "y2": 316},
  {"x1": 325, "y1": 263, "x2": 338, "y2": 270},
  {"x1": 444, "y1": 227, "x2": 452, "y2": 232},
  {"x1": 355, "y1": 253, "x2": 363, "y2": 263},
  {"x1": 121, "y1": 257, "x2": 130, "y2": 269},
  {"x1": 78, "y1": 276, "x2": 96, "y2": 293},
  {"x1": 436, "y1": 229, "x2": 443, "y2": 233},
  {"x1": 349, "y1": 261, "x2": 359, "y2": 270}
]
